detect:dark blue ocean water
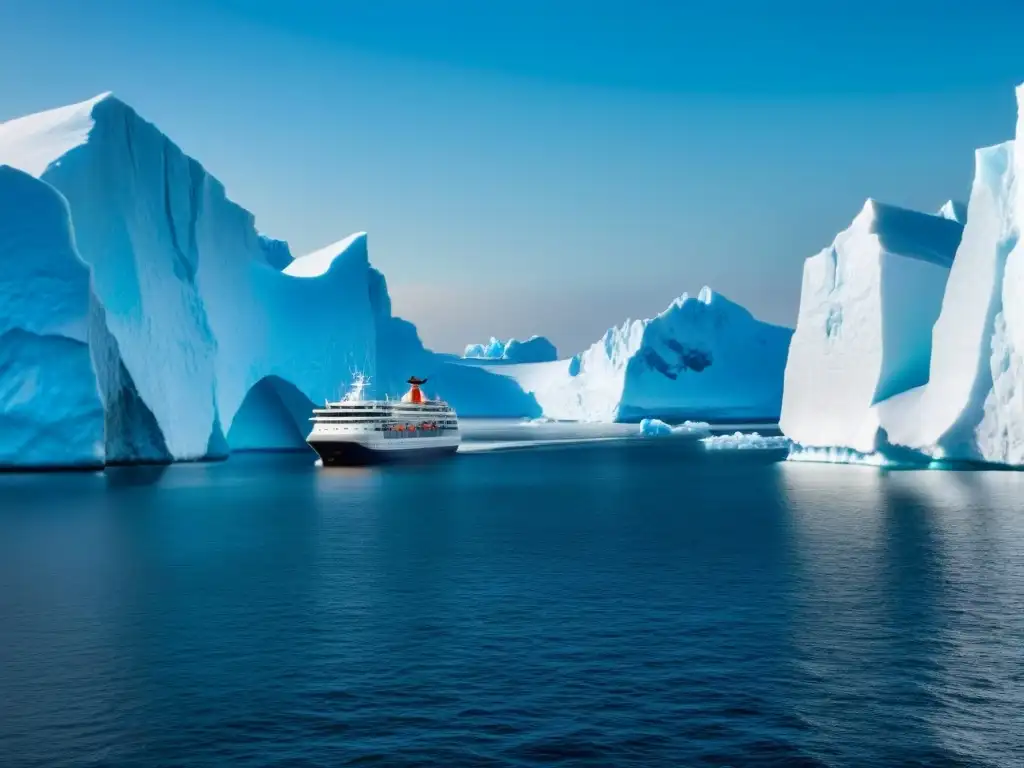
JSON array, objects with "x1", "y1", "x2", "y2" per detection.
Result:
[{"x1": 1, "y1": 439, "x2": 1023, "y2": 767}]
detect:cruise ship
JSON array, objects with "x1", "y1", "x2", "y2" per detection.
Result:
[{"x1": 306, "y1": 374, "x2": 460, "y2": 465}]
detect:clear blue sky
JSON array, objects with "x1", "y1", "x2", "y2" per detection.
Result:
[{"x1": 2, "y1": 0, "x2": 1023, "y2": 354}]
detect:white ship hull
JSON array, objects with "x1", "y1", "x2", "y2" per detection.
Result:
[{"x1": 307, "y1": 432, "x2": 460, "y2": 466}]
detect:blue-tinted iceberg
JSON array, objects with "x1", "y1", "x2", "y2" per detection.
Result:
[
  {"x1": 464, "y1": 335, "x2": 558, "y2": 363},
  {"x1": 639, "y1": 418, "x2": 712, "y2": 437},
  {"x1": 0, "y1": 93, "x2": 539, "y2": 465},
  {"x1": 0, "y1": 166, "x2": 105, "y2": 468},
  {"x1": 0, "y1": 165, "x2": 169, "y2": 467},
  {"x1": 0, "y1": 94, "x2": 389, "y2": 459}
]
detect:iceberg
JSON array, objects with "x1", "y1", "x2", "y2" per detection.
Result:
[
  {"x1": 880, "y1": 133, "x2": 1024, "y2": 465},
  {"x1": 479, "y1": 287, "x2": 792, "y2": 423},
  {"x1": 783, "y1": 82, "x2": 1024, "y2": 468},
  {"x1": 464, "y1": 338, "x2": 507, "y2": 359},
  {"x1": 0, "y1": 166, "x2": 106, "y2": 468},
  {"x1": 0, "y1": 94, "x2": 387, "y2": 459},
  {"x1": 0, "y1": 92, "x2": 540, "y2": 466},
  {"x1": 0, "y1": 165, "x2": 169, "y2": 467},
  {"x1": 638, "y1": 417, "x2": 712, "y2": 437},
  {"x1": 778, "y1": 200, "x2": 963, "y2": 454},
  {"x1": 463, "y1": 335, "x2": 558, "y2": 363}
]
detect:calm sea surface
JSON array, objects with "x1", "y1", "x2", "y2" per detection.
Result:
[{"x1": 1, "y1": 438, "x2": 1023, "y2": 767}]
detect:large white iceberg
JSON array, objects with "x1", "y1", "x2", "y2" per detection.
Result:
[
  {"x1": 879, "y1": 132, "x2": 1024, "y2": 465},
  {"x1": 0, "y1": 94, "x2": 388, "y2": 459},
  {"x1": 782, "y1": 81, "x2": 1024, "y2": 467},
  {"x1": 779, "y1": 200, "x2": 963, "y2": 453},
  {"x1": 0, "y1": 93, "x2": 541, "y2": 465},
  {"x1": 477, "y1": 287, "x2": 792, "y2": 422},
  {"x1": 0, "y1": 92, "x2": 797, "y2": 467}
]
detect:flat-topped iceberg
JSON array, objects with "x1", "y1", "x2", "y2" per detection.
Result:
[
  {"x1": 779, "y1": 200, "x2": 963, "y2": 454},
  {"x1": 781, "y1": 80, "x2": 1024, "y2": 468}
]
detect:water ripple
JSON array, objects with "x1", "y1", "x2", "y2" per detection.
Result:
[{"x1": 0, "y1": 448, "x2": 1022, "y2": 766}]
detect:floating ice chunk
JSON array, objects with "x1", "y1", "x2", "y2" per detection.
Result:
[
  {"x1": 640, "y1": 418, "x2": 673, "y2": 436},
  {"x1": 702, "y1": 431, "x2": 791, "y2": 450},
  {"x1": 639, "y1": 417, "x2": 712, "y2": 437}
]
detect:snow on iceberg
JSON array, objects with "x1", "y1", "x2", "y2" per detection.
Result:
[
  {"x1": 779, "y1": 199, "x2": 963, "y2": 454},
  {"x1": 480, "y1": 287, "x2": 792, "y2": 423},
  {"x1": 702, "y1": 432, "x2": 791, "y2": 450},
  {"x1": 938, "y1": 200, "x2": 968, "y2": 225},
  {"x1": 463, "y1": 335, "x2": 558, "y2": 363}
]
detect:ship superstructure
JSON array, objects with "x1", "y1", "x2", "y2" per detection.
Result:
[{"x1": 306, "y1": 374, "x2": 460, "y2": 465}]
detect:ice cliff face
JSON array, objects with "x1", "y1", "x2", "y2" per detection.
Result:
[
  {"x1": 0, "y1": 93, "x2": 496, "y2": 462},
  {"x1": 0, "y1": 92, "x2": 545, "y2": 465},
  {"x1": 477, "y1": 287, "x2": 792, "y2": 422},
  {"x1": 782, "y1": 81, "x2": 1024, "y2": 467},
  {"x1": 0, "y1": 94, "x2": 389, "y2": 459},
  {"x1": 0, "y1": 166, "x2": 105, "y2": 467},
  {"x1": 464, "y1": 335, "x2": 558, "y2": 363},
  {"x1": 879, "y1": 133, "x2": 1024, "y2": 465},
  {"x1": 779, "y1": 200, "x2": 963, "y2": 453},
  {"x1": 0, "y1": 165, "x2": 168, "y2": 467}
]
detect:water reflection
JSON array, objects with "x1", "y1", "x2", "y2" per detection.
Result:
[
  {"x1": 781, "y1": 463, "x2": 1024, "y2": 765},
  {"x1": 0, "y1": 474, "x2": 129, "y2": 765},
  {"x1": 3, "y1": 448, "x2": 1023, "y2": 766},
  {"x1": 885, "y1": 472, "x2": 1024, "y2": 764}
]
